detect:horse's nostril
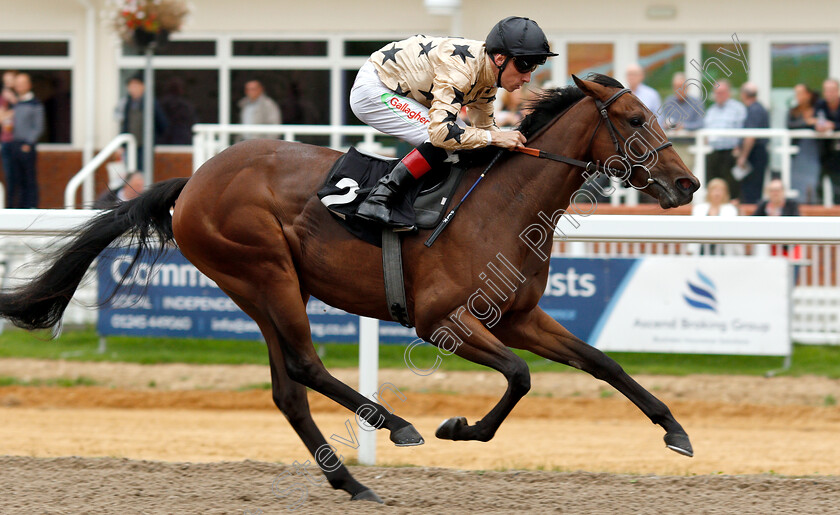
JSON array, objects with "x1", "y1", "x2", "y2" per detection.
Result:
[{"x1": 677, "y1": 178, "x2": 695, "y2": 192}]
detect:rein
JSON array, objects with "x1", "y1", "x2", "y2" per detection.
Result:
[
  {"x1": 516, "y1": 88, "x2": 672, "y2": 185},
  {"x1": 424, "y1": 87, "x2": 674, "y2": 247}
]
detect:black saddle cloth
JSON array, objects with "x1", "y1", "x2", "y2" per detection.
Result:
[{"x1": 317, "y1": 147, "x2": 468, "y2": 247}]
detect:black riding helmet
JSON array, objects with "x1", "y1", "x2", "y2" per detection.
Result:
[{"x1": 485, "y1": 16, "x2": 557, "y2": 87}]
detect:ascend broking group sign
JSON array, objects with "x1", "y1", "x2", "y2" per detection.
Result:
[
  {"x1": 589, "y1": 256, "x2": 790, "y2": 356},
  {"x1": 97, "y1": 248, "x2": 789, "y2": 356}
]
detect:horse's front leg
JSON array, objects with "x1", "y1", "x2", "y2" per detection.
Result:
[
  {"x1": 492, "y1": 307, "x2": 693, "y2": 457},
  {"x1": 418, "y1": 310, "x2": 531, "y2": 442}
]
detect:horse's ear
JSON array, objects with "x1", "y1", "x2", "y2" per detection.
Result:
[{"x1": 572, "y1": 75, "x2": 608, "y2": 100}]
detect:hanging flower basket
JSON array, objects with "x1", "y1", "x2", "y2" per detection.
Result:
[{"x1": 106, "y1": 0, "x2": 190, "y2": 51}]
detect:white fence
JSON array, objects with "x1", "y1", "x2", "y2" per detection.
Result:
[
  {"x1": 2, "y1": 209, "x2": 839, "y2": 341},
  {"x1": 0, "y1": 210, "x2": 105, "y2": 332},
  {"x1": 192, "y1": 124, "x2": 388, "y2": 174},
  {"x1": 192, "y1": 124, "x2": 840, "y2": 206},
  {"x1": 678, "y1": 128, "x2": 838, "y2": 208},
  {"x1": 64, "y1": 134, "x2": 137, "y2": 210}
]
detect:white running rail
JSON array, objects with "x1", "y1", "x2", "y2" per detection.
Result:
[
  {"x1": 193, "y1": 125, "x2": 840, "y2": 206},
  {"x1": 64, "y1": 133, "x2": 137, "y2": 209},
  {"x1": 192, "y1": 124, "x2": 385, "y2": 173}
]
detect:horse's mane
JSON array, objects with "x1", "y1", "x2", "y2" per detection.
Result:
[
  {"x1": 517, "y1": 73, "x2": 625, "y2": 138},
  {"x1": 457, "y1": 73, "x2": 624, "y2": 166}
]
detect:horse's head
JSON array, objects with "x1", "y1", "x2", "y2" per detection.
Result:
[{"x1": 572, "y1": 75, "x2": 700, "y2": 208}]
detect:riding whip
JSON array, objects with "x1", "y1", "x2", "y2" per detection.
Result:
[{"x1": 424, "y1": 149, "x2": 506, "y2": 247}]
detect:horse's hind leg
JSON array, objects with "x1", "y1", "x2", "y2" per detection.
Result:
[
  {"x1": 256, "y1": 279, "x2": 422, "y2": 446},
  {"x1": 190, "y1": 224, "x2": 422, "y2": 448},
  {"x1": 495, "y1": 307, "x2": 693, "y2": 457},
  {"x1": 222, "y1": 288, "x2": 382, "y2": 502},
  {"x1": 266, "y1": 332, "x2": 382, "y2": 501},
  {"x1": 419, "y1": 310, "x2": 531, "y2": 442}
]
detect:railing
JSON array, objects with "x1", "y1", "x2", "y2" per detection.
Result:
[
  {"x1": 192, "y1": 124, "x2": 386, "y2": 173},
  {"x1": 0, "y1": 209, "x2": 105, "y2": 332},
  {"x1": 64, "y1": 133, "x2": 137, "y2": 209},
  {"x1": 676, "y1": 128, "x2": 840, "y2": 207},
  {"x1": 192, "y1": 124, "x2": 840, "y2": 206}
]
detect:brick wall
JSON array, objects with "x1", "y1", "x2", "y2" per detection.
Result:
[
  {"x1": 3, "y1": 150, "x2": 840, "y2": 216},
  {"x1": 0, "y1": 150, "x2": 192, "y2": 209}
]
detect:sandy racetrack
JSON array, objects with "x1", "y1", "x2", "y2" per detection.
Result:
[
  {"x1": 3, "y1": 456, "x2": 840, "y2": 514},
  {"x1": 1, "y1": 359, "x2": 839, "y2": 513}
]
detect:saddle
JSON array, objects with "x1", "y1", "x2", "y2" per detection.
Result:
[
  {"x1": 317, "y1": 147, "x2": 468, "y2": 247},
  {"x1": 317, "y1": 147, "x2": 471, "y2": 328}
]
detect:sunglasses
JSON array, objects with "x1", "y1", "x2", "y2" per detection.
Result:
[{"x1": 512, "y1": 56, "x2": 546, "y2": 74}]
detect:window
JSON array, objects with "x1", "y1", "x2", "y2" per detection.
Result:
[
  {"x1": 115, "y1": 35, "x2": 417, "y2": 146},
  {"x1": 230, "y1": 69, "x2": 329, "y2": 125},
  {"x1": 770, "y1": 42, "x2": 829, "y2": 129},
  {"x1": 230, "y1": 69, "x2": 329, "y2": 146},
  {"x1": 343, "y1": 68, "x2": 362, "y2": 125},
  {"x1": 638, "y1": 43, "x2": 685, "y2": 100},
  {"x1": 567, "y1": 43, "x2": 614, "y2": 79},
  {"x1": 700, "y1": 41, "x2": 750, "y2": 100},
  {"x1": 0, "y1": 37, "x2": 73, "y2": 144},
  {"x1": 0, "y1": 41, "x2": 69, "y2": 57},
  {"x1": 771, "y1": 43, "x2": 829, "y2": 90},
  {"x1": 233, "y1": 40, "x2": 327, "y2": 57},
  {"x1": 122, "y1": 39, "x2": 216, "y2": 57},
  {"x1": 344, "y1": 40, "x2": 391, "y2": 57},
  {"x1": 119, "y1": 69, "x2": 218, "y2": 145}
]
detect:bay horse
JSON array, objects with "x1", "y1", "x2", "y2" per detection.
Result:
[{"x1": 0, "y1": 75, "x2": 699, "y2": 503}]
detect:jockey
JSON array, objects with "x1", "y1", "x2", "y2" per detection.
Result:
[{"x1": 350, "y1": 16, "x2": 557, "y2": 230}]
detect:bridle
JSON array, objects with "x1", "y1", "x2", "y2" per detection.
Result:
[{"x1": 516, "y1": 88, "x2": 673, "y2": 188}]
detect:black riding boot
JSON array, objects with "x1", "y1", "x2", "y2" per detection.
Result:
[{"x1": 356, "y1": 162, "x2": 417, "y2": 230}]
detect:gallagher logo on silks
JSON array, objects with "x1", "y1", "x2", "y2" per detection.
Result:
[
  {"x1": 683, "y1": 270, "x2": 718, "y2": 313},
  {"x1": 381, "y1": 93, "x2": 431, "y2": 126}
]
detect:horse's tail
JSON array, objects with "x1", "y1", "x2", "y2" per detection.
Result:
[{"x1": 0, "y1": 177, "x2": 190, "y2": 332}]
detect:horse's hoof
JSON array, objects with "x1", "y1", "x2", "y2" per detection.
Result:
[
  {"x1": 435, "y1": 416, "x2": 468, "y2": 441},
  {"x1": 390, "y1": 424, "x2": 424, "y2": 446},
  {"x1": 351, "y1": 489, "x2": 384, "y2": 503},
  {"x1": 664, "y1": 432, "x2": 694, "y2": 457}
]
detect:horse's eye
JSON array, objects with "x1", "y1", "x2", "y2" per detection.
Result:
[{"x1": 629, "y1": 117, "x2": 644, "y2": 127}]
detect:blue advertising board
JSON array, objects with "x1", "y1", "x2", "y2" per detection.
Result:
[{"x1": 97, "y1": 246, "x2": 637, "y2": 344}]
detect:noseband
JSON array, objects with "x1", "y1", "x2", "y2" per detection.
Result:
[{"x1": 516, "y1": 88, "x2": 672, "y2": 187}]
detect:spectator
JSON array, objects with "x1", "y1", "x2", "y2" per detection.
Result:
[
  {"x1": 115, "y1": 75, "x2": 168, "y2": 172},
  {"x1": 8, "y1": 73, "x2": 44, "y2": 208},
  {"x1": 625, "y1": 63, "x2": 662, "y2": 125},
  {"x1": 735, "y1": 82, "x2": 770, "y2": 204},
  {"x1": 658, "y1": 72, "x2": 704, "y2": 179},
  {"x1": 753, "y1": 177, "x2": 801, "y2": 261},
  {"x1": 753, "y1": 177, "x2": 800, "y2": 216},
  {"x1": 814, "y1": 78, "x2": 840, "y2": 203},
  {"x1": 0, "y1": 70, "x2": 18, "y2": 205},
  {"x1": 787, "y1": 84, "x2": 821, "y2": 204},
  {"x1": 237, "y1": 80, "x2": 281, "y2": 140},
  {"x1": 693, "y1": 178, "x2": 739, "y2": 217},
  {"x1": 661, "y1": 72, "x2": 704, "y2": 130},
  {"x1": 703, "y1": 80, "x2": 746, "y2": 200},
  {"x1": 158, "y1": 78, "x2": 197, "y2": 145},
  {"x1": 94, "y1": 171, "x2": 145, "y2": 209},
  {"x1": 689, "y1": 178, "x2": 741, "y2": 256}
]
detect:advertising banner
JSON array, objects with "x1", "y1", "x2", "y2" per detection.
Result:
[
  {"x1": 97, "y1": 249, "x2": 789, "y2": 356},
  {"x1": 591, "y1": 256, "x2": 789, "y2": 356}
]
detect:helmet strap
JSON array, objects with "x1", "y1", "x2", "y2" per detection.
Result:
[{"x1": 495, "y1": 55, "x2": 512, "y2": 88}]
